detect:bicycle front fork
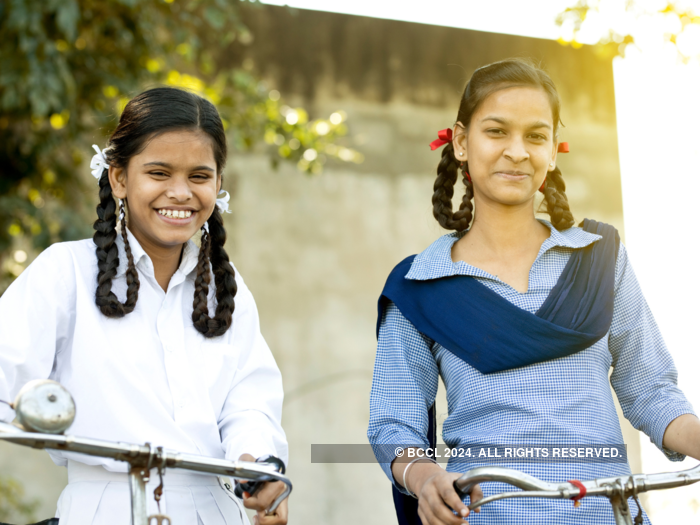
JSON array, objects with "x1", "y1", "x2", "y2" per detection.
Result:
[
  {"x1": 610, "y1": 493, "x2": 635, "y2": 525},
  {"x1": 128, "y1": 465, "x2": 150, "y2": 525}
]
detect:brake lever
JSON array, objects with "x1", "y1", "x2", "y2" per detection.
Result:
[{"x1": 233, "y1": 455, "x2": 286, "y2": 499}]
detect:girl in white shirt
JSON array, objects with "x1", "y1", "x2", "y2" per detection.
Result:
[{"x1": 0, "y1": 87, "x2": 289, "y2": 525}]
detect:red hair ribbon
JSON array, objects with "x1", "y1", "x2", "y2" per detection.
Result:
[
  {"x1": 429, "y1": 128, "x2": 453, "y2": 151},
  {"x1": 568, "y1": 479, "x2": 587, "y2": 507},
  {"x1": 558, "y1": 142, "x2": 569, "y2": 153}
]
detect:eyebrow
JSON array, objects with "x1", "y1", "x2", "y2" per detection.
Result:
[
  {"x1": 143, "y1": 161, "x2": 215, "y2": 172},
  {"x1": 482, "y1": 116, "x2": 552, "y2": 130}
]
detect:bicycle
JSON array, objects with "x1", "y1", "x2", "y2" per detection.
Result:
[
  {"x1": 0, "y1": 380, "x2": 292, "y2": 525},
  {"x1": 453, "y1": 462, "x2": 700, "y2": 525}
]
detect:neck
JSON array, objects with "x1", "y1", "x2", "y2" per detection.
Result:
[
  {"x1": 126, "y1": 227, "x2": 184, "y2": 292},
  {"x1": 467, "y1": 196, "x2": 548, "y2": 255}
]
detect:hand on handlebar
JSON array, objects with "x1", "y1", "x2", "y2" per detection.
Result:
[
  {"x1": 401, "y1": 460, "x2": 482, "y2": 525},
  {"x1": 237, "y1": 453, "x2": 289, "y2": 525}
]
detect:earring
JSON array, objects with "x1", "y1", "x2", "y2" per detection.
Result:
[{"x1": 459, "y1": 152, "x2": 464, "y2": 156}]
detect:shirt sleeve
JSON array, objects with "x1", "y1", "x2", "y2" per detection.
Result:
[
  {"x1": 0, "y1": 244, "x2": 74, "y2": 422},
  {"x1": 218, "y1": 270, "x2": 288, "y2": 466},
  {"x1": 609, "y1": 243, "x2": 695, "y2": 461},
  {"x1": 367, "y1": 301, "x2": 440, "y2": 494}
]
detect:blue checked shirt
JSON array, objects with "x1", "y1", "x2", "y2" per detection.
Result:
[{"x1": 368, "y1": 220, "x2": 695, "y2": 524}]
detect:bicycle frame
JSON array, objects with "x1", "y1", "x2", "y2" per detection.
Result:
[
  {"x1": 0, "y1": 421, "x2": 292, "y2": 525},
  {"x1": 453, "y1": 464, "x2": 700, "y2": 525}
]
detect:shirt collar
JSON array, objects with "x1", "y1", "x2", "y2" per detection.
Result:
[
  {"x1": 114, "y1": 227, "x2": 200, "y2": 279},
  {"x1": 405, "y1": 219, "x2": 602, "y2": 281}
]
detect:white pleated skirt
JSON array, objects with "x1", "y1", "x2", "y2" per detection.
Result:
[{"x1": 56, "y1": 461, "x2": 249, "y2": 525}]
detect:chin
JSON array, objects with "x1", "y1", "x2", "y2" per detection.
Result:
[
  {"x1": 152, "y1": 226, "x2": 197, "y2": 247},
  {"x1": 491, "y1": 188, "x2": 536, "y2": 206}
]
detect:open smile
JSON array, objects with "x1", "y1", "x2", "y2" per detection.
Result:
[{"x1": 155, "y1": 208, "x2": 197, "y2": 225}]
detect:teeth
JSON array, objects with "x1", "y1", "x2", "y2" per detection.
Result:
[{"x1": 158, "y1": 209, "x2": 192, "y2": 219}]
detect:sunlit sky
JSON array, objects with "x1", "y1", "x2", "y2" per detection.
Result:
[
  {"x1": 261, "y1": 0, "x2": 700, "y2": 519},
  {"x1": 260, "y1": 0, "x2": 700, "y2": 57},
  {"x1": 260, "y1": 0, "x2": 569, "y2": 40}
]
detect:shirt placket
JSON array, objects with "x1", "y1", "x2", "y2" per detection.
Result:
[{"x1": 156, "y1": 272, "x2": 192, "y2": 422}]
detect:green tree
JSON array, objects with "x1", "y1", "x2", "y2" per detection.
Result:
[
  {"x1": 0, "y1": 475, "x2": 38, "y2": 522},
  {"x1": 558, "y1": 0, "x2": 700, "y2": 60},
  {"x1": 0, "y1": 0, "x2": 359, "y2": 292}
]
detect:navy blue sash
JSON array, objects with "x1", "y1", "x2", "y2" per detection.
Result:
[{"x1": 376, "y1": 219, "x2": 619, "y2": 524}]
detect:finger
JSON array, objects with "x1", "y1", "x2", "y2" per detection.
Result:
[
  {"x1": 242, "y1": 493, "x2": 259, "y2": 511},
  {"x1": 257, "y1": 499, "x2": 288, "y2": 525},
  {"x1": 417, "y1": 504, "x2": 432, "y2": 525},
  {"x1": 420, "y1": 497, "x2": 466, "y2": 525},
  {"x1": 428, "y1": 499, "x2": 470, "y2": 525},
  {"x1": 245, "y1": 480, "x2": 285, "y2": 510},
  {"x1": 469, "y1": 484, "x2": 484, "y2": 513},
  {"x1": 256, "y1": 511, "x2": 285, "y2": 525},
  {"x1": 423, "y1": 484, "x2": 468, "y2": 525},
  {"x1": 439, "y1": 480, "x2": 470, "y2": 519}
]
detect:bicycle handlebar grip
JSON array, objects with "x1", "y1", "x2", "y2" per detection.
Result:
[
  {"x1": 233, "y1": 455, "x2": 286, "y2": 499},
  {"x1": 453, "y1": 479, "x2": 467, "y2": 499},
  {"x1": 453, "y1": 478, "x2": 478, "y2": 499}
]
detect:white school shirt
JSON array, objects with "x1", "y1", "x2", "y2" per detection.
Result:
[{"x1": 0, "y1": 228, "x2": 288, "y2": 471}]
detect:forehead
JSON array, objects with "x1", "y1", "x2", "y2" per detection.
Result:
[
  {"x1": 475, "y1": 86, "x2": 554, "y2": 125},
  {"x1": 136, "y1": 130, "x2": 216, "y2": 166}
]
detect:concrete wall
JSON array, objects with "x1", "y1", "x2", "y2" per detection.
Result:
[
  {"x1": 0, "y1": 6, "x2": 634, "y2": 524},
  {"x1": 224, "y1": 6, "x2": 634, "y2": 524}
]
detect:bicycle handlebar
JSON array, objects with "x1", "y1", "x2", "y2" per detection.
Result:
[
  {"x1": 0, "y1": 421, "x2": 292, "y2": 512},
  {"x1": 453, "y1": 463, "x2": 700, "y2": 510}
]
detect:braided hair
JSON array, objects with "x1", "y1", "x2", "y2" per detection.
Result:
[
  {"x1": 432, "y1": 58, "x2": 575, "y2": 232},
  {"x1": 93, "y1": 87, "x2": 237, "y2": 338},
  {"x1": 192, "y1": 208, "x2": 237, "y2": 337}
]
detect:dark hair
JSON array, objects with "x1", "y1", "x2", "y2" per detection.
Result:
[
  {"x1": 432, "y1": 58, "x2": 574, "y2": 231},
  {"x1": 93, "y1": 87, "x2": 237, "y2": 338}
]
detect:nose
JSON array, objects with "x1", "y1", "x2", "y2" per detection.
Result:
[
  {"x1": 503, "y1": 137, "x2": 529, "y2": 164},
  {"x1": 165, "y1": 175, "x2": 193, "y2": 202}
]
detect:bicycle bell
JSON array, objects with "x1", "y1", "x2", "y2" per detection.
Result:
[{"x1": 13, "y1": 379, "x2": 76, "y2": 434}]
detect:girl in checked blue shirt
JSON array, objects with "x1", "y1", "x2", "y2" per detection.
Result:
[{"x1": 368, "y1": 58, "x2": 699, "y2": 525}]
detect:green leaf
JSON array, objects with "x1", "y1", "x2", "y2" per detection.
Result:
[
  {"x1": 204, "y1": 6, "x2": 225, "y2": 29},
  {"x1": 55, "y1": 0, "x2": 80, "y2": 41}
]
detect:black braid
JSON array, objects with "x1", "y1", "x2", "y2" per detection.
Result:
[
  {"x1": 432, "y1": 143, "x2": 473, "y2": 231},
  {"x1": 93, "y1": 170, "x2": 140, "y2": 316},
  {"x1": 119, "y1": 202, "x2": 140, "y2": 310},
  {"x1": 191, "y1": 208, "x2": 237, "y2": 338},
  {"x1": 192, "y1": 224, "x2": 213, "y2": 333},
  {"x1": 454, "y1": 164, "x2": 474, "y2": 228},
  {"x1": 542, "y1": 167, "x2": 575, "y2": 231}
]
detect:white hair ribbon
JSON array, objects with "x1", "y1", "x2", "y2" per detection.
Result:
[
  {"x1": 202, "y1": 190, "x2": 231, "y2": 234},
  {"x1": 216, "y1": 190, "x2": 231, "y2": 214},
  {"x1": 90, "y1": 144, "x2": 110, "y2": 182}
]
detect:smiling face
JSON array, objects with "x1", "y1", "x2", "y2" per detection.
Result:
[
  {"x1": 109, "y1": 129, "x2": 220, "y2": 251},
  {"x1": 453, "y1": 86, "x2": 558, "y2": 208}
]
